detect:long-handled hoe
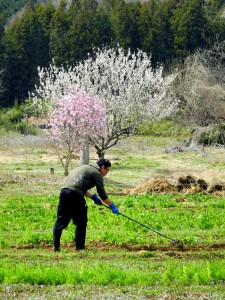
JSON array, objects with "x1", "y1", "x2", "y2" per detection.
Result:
[{"x1": 102, "y1": 203, "x2": 179, "y2": 244}]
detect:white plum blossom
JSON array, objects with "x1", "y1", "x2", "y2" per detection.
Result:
[{"x1": 30, "y1": 47, "x2": 178, "y2": 157}]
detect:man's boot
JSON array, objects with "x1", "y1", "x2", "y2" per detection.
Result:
[{"x1": 75, "y1": 226, "x2": 86, "y2": 250}]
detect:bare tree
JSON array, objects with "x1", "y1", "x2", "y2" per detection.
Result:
[{"x1": 175, "y1": 40, "x2": 225, "y2": 127}]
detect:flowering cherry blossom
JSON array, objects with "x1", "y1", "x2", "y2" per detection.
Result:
[
  {"x1": 48, "y1": 91, "x2": 107, "y2": 175},
  {"x1": 30, "y1": 47, "x2": 178, "y2": 158}
]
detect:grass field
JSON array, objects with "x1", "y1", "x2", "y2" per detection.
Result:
[{"x1": 1, "y1": 132, "x2": 225, "y2": 299}]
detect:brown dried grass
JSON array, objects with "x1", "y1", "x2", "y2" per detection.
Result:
[{"x1": 125, "y1": 174, "x2": 225, "y2": 196}]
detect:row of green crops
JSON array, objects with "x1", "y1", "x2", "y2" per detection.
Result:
[
  {"x1": 1, "y1": 193, "x2": 225, "y2": 248},
  {"x1": 0, "y1": 259, "x2": 225, "y2": 286},
  {"x1": 1, "y1": 192, "x2": 225, "y2": 298},
  {"x1": 0, "y1": 249, "x2": 225, "y2": 286}
]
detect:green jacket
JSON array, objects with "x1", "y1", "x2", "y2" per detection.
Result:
[{"x1": 62, "y1": 163, "x2": 108, "y2": 200}]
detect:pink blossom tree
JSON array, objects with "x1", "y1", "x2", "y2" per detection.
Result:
[
  {"x1": 48, "y1": 91, "x2": 107, "y2": 175},
  {"x1": 31, "y1": 47, "x2": 178, "y2": 158}
]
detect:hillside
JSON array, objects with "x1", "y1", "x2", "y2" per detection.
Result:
[
  {"x1": 1, "y1": 0, "x2": 138, "y2": 25},
  {"x1": 0, "y1": 0, "x2": 70, "y2": 25}
]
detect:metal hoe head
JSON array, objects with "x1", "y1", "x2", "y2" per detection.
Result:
[{"x1": 171, "y1": 238, "x2": 179, "y2": 244}]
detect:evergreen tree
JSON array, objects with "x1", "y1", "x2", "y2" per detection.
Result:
[
  {"x1": 3, "y1": 3, "x2": 47, "y2": 105},
  {"x1": 138, "y1": 0, "x2": 154, "y2": 54},
  {"x1": 110, "y1": 0, "x2": 132, "y2": 49},
  {"x1": 67, "y1": 0, "x2": 82, "y2": 20},
  {"x1": 138, "y1": 0, "x2": 165, "y2": 66},
  {"x1": 49, "y1": 0, "x2": 69, "y2": 66},
  {"x1": 0, "y1": 16, "x2": 4, "y2": 39},
  {"x1": 0, "y1": 16, "x2": 5, "y2": 64},
  {"x1": 126, "y1": 1, "x2": 141, "y2": 51},
  {"x1": 97, "y1": 0, "x2": 113, "y2": 47},
  {"x1": 66, "y1": 0, "x2": 99, "y2": 64},
  {"x1": 171, "y1": 0, "x2": 208, "y2": 57},
  {"x1": 0, "y1": 0, "x2": 25, "y2": 25},
  {"x1": 204, "y1": 0, "x2": 225, "y2": 41},
  {"x1": 205, "y1": 0, "x2": 225, "y2": 12},
  {"x1": 0, "y1": 16, "x2": 5, "y2": 105},
  {"x1": 158, "y1": 0, "x2": 177, "y2": 66},
  {"x1": 35, "y1": 2, "x2": 55, "y2": 66}
]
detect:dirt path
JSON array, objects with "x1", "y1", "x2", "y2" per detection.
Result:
[{"x1": 10, "y1": 242, "x2": 225, "y2": 254}]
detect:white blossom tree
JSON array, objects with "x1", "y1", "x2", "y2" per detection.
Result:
[{"x1": 30, "y1": 47, "x2": 178, "y2": 158}]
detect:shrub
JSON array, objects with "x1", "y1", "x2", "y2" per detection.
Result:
[
  {"x1": 3, "y1": 108, "x2": 24, "y2": 124},
  {"x1": 16, "y1": 122, "x2": 37, "y2": 135},
  {"x1": 0, "y1": 107, "x2": 37, "y2": 135},
  {"x1": 137, "y1": 119, "x2": 190, "y2": 138},
  {"x1": 193, "y1": 124, "x2": 225, "y2": 146}
]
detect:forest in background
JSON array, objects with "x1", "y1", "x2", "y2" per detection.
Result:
[{"x1": 0, "y1": 0, "x2": 225, "y2": 107}]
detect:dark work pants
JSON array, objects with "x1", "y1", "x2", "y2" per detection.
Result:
[{"x1": 53, "y1": 188, "x2": 88, "y2": 250}]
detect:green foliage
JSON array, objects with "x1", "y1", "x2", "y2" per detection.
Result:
[
  {"x1": 137, "y1": 119, "x2": 190, "y2": 138},
  {"x1": 0, "y1": 0, "x2": 25, "y2": 24},
  {"x1": 170, "y1": 0, "x2": 208, "y2": 57},
  {"x1": 2, "y1": 0, "x2": 54, "y2": 106},
  {"x1": 1, "y1": 193, "x2": 225, "y2": 249},
  {"x1": 96, "y1": 2, "x2": 112, "y2": 46},
  {"x1": 20, "y1": 97, "x2": 40, "y2": 118},
  {"x1": 65, "y1": 0, "x2": 100, "y2": 64},
  {"x1": 138, "y1": 0, "x2": 165, "y2": 66},
  {"x1": 193, "y1": 124, "x2": 225, "y2": 146},
  {"x1": 16, "y1": 122, "x2": 38, "y2": 135},
  {"x1": 1, "y1": 257, "x2": 225, "y2": 286},
  {"x1": 1, "y1": 107, "x2": 24, "y2": 124},
  {"x1": 0, "y1": 107, "x2": 37, "y2": 134},
  {"x1": 0, "y1": 0, "x2": 225, "y2": 107},
  {"x1": 1, "y1": 138, "x2": 225, "y2": 297},
  {"x1": 49, "y1": 0, "x2": 69, "y2": 66},
  {"x1": 110, "y1": 0, "x2": 133, "y2": 49}
]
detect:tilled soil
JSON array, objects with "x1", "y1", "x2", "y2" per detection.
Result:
[{"x1": 12, "y1": 241, "x2": 225, "y2": 256}]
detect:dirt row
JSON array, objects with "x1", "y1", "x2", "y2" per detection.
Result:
[{"x1": 11, "y1": 241, "x2": 225, "y2": 254}]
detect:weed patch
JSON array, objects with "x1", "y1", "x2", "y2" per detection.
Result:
[{"x1": 1, "y1": 135, "x2": 225, "y2": 298}]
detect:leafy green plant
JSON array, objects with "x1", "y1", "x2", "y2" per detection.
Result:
[
  {"x1": 1, "y1": 251, "x2": 225, "y2": 288},
  {"x1": 0, "y1": 107, "x2": 37, "y2": 134},
  {"x1": 137, "y1": 119, "x2": 191, "y2": 138},
  {"x1": 1, "y1": 135, "x2": 225, "y2": 299},
  {"x1": 16, "y1": 122, "x2": 37, "y2": 135}
]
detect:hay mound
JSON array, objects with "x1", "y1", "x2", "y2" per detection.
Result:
[
  {"x1": 125, "y1": 175, "x2": 225, "y2": 195},
  {"x1": 126, "y1": 178, "x2": 176, "y2": 194}
]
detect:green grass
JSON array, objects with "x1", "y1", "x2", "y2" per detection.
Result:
[
  {"x1": 1, "y1": 193, "x2": 225, "y2": 249},
  {"x1": 0, "y1": 248, "x2": 225, "y2": 299},
  {"x1": 1, "y1": 134, "x2": 225, "y2": 298},
  {"x1": 1, "y1": 193, "x2": 225, "y2": 299},
  {"x1": 1, "y1": 250, "x2": 225, "y2": 286}
]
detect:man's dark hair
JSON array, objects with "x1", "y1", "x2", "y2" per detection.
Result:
[{"x1": 97, "y1": 158, "x2": 111, "y2": 169}]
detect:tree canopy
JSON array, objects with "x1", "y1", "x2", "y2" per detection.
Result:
[
  {"x1": 0, "y1": 0, "x2": 225, "y2": 106},
  {"x1": 31, "y1": 47, "x2": 178, "y2": 157},
  {"x1": 48, "y1": 91, "x2": 107, "y2": 174}
]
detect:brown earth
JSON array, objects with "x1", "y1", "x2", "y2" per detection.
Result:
[{"x1": 13, "y1": 241, "x2": 225, "y2": 255}]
